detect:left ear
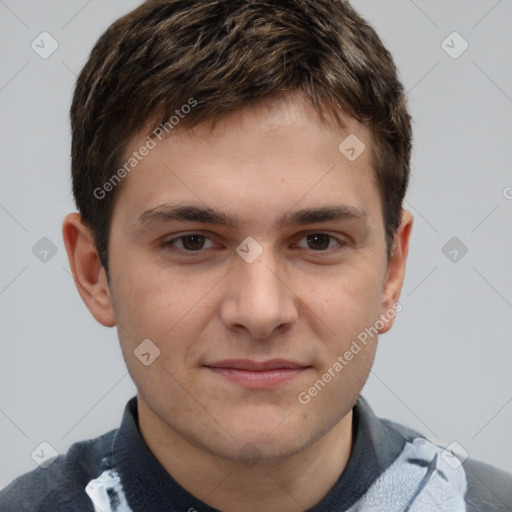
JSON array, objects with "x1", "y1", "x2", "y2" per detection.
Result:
[{"x1": 378, "y1": 210, "x2": 413, "y2": 334}]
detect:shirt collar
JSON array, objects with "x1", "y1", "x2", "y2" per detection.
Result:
[{"x1": 112, "y1": 395, "x2": 406, "y2": 511}]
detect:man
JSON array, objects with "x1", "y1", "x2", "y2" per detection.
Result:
[{"x1": 1, "y1": 0, "x2": 510, "y2": 510}]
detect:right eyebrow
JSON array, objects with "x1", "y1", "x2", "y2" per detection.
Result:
[{"x1": 134, "y1": 204, "x2": 239, "y2": 231}]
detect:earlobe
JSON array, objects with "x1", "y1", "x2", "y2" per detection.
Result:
[
  {"x1": 378, "y1": 210, "x2": 413, "y2": 334},
  {"x1": 62, "y1": 213, "x2": 116, "y2": 327}
]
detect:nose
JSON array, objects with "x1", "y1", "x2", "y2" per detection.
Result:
[{"x1": 219, "y1": 252, "x2": 299, "y2": 339}]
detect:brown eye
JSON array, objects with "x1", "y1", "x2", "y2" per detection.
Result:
[
  {"x1": 296, "y1": 233, "x2": 344, "y2": 252},
  {"x1": 163, "y1": 233, "x2": 216, "y2": 252},
  {"x1": 179, "y1": 234, "x2": 206, "y2": 251},
  {"x1": 305, "y1": 233, "x2": 332, "y2": 251}
]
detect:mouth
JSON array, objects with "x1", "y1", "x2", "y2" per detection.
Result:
[{"x1": 203, "y1": 359, "x2": 310, "y2": 388}]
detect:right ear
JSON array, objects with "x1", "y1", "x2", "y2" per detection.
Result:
[{"x1": 62, "y1": 213, "x2": 116, "y2": 327}]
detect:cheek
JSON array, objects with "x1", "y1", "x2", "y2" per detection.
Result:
[
  {"x1": 110, "y1": 252, "x2": 187, "y2": 333},
  {"x1": 109, "y1": 259, "x2": 219, "y2": 370},
  {"x1": 305, "y1": 263, "x2": 384, "y2": 340}
]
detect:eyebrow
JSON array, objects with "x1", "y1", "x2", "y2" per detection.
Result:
[{"x1": 134, "y1": 203, "x2": 369, "y2": 231}]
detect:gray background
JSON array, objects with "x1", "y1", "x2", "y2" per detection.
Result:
[{"x1": 1, "y1": 0, "x2": 511, "y2": 488}]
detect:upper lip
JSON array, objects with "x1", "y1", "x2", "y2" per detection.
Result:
[{"x1": 204, "y1": 359, "x2": 309, "y2": 371}]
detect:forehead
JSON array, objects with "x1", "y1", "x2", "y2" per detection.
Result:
[{"x1": 111, "y1": 93, "x2": 381, "y2": 232}]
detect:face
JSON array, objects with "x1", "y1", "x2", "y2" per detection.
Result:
[{"x1": 103, "y1": 93, "x2": 404, "y2": 462}]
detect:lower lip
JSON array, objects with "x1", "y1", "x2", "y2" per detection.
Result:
[{"x1": 206, "y1": 367, "x2": 307, "y2": 388}]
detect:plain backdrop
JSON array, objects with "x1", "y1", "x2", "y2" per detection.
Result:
[{"x1": 1, "y1": 0, "x2": 511, "y2": 489}]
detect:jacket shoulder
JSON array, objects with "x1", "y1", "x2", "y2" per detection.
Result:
[
  {"x1": 380, "y1": 415, "x2": 512, "y2": 510},
  {"x1": 0, "y1": 429, "x2": 116, "y2": 512},
  {"x1": 464, "y1": 458, "x2": 512, "y2": 512}
]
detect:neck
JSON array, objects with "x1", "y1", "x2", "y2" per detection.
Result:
[{"x1": 138, "y1": 400, "x2": 354, "y2": 512}]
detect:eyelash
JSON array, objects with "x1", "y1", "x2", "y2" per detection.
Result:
[{"x1": 161, "y1": 232, "x2": 347, "y2": 255}]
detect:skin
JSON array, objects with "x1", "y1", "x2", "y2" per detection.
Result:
[{"x1": 63, "y1": 92, "x2": 412, "y2": 512}]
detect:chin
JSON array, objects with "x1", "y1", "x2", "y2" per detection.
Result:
[
  {"x1": 215, "y1": 435, "x2": 307, "y2": 466},
  {"x1": 217, "y1": 414, "x2": 312, "y2": 460}
]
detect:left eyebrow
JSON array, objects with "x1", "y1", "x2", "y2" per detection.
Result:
[
  {"x1": 134, "y1": 204, "x2": 239, "y2": 231},
  {"x1": 277, "y1": 205, "x2": 369, "y2": 228},
  {"x1": 133, "y1": 203, "x2": 369, "y2": 231}
]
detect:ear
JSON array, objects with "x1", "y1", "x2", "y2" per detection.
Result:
[
  {"x1": 378, "y1": 210, "x2": 413, "y2": 334},
  {"x1": 62, "y1": 213, "x2": 116, "y2": 327}
]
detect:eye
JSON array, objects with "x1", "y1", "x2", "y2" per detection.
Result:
[
  {"x1": 295, "y1": 233, "x2": 345, "y2": 251},
  {"x1": 163, "y1": 233, "x2": 217, "y2": 252}
]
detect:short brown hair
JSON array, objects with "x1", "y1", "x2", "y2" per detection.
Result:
[{"x1": 70, "y1": 0, "x2": 412, "y2": 272}]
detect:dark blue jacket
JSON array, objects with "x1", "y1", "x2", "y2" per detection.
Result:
[{"x1": 1, "y1": 396, "x2": 511, "y2": 511}]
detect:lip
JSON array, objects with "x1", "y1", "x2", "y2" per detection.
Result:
[
  {"x1": 203, "y1": 359, "x2": 309, "y2": 388},
  {"x1": 206, "y1": 359, "x2": 307, "y2": 370}
]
